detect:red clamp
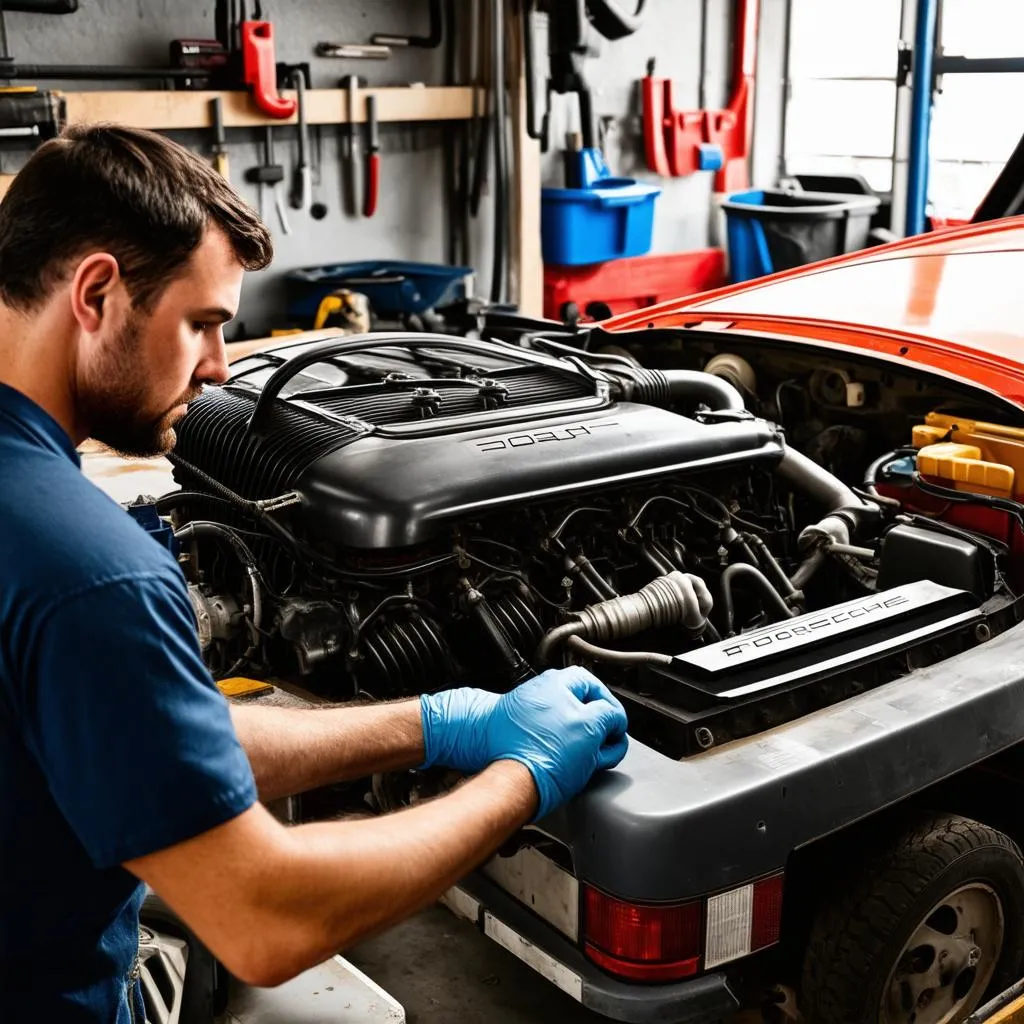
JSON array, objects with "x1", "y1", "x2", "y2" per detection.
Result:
[
  {"x1": 641, "y1": 0, "x2": 757, "y2": 191},
  {"x1": 241, "y1": 21, "x2": 297, "y2": 120}
]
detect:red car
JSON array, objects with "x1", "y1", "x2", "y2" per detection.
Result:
[{"x1": 164, "y1": 213, "x2": 1024, "y2": 1024}]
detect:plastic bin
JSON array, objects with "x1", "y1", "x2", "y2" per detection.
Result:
[
  {"x1": 721, "y1": 188, "x2": 881, "y2": 283},
  {"x1": 285, "y1": 260, "x2": 472, "y2": 321},
  {"x1": 541, "y1": 178, "x2": 661, "y2": 266},
  {"x1": 543, "y1": 249, "x2": 725, "y2": 322}
]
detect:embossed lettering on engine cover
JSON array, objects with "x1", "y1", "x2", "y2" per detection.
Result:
[
  {"x1": 679, "y1": 580, "x2": 963, "y2": 674},
  {"x1": 720, "y1": 593, "x2": 911, "y2": 659},
  {"x1": 475, "y1": 421, "x2": 619, "y2": 453}
]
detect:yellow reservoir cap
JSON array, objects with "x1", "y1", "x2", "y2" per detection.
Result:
[{"x1": 917, "y1": 442, "x2": 1015, "y2": 499}]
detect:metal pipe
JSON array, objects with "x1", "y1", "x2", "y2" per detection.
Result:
[
  {"x1": 564, "y1": 552, "x2": 619, "y2": 601},
  {"x1": 639, "y1": 543, "x2": 674, "y2": 577},
  {"x1": 905, "y1": 0, "x2": 938, "y2": 236},
  {"x1": 536, "y1": 620, "x2": 584, "y2": 664},
  {"x1": 566, "y1": 635, "x2": 673, "y2": 667},
  {"x1": 720, "y1": 562, "x2": 795, "y2": 636},
  {"x1": 790, "y1": 550, "x2": 826, "y2": 590},
  {"x1": 828, "y1": 541, "x2": 877, "y2": 560},
  {"x1": 744, "y1": 533, "x2": 798, "y2": 601},
  {"x1": 777, "y1": 445, "x2": 864, "y2": 512},
  {"x1": 463, "y1": 584, "x2": 534, "y2": 683}
]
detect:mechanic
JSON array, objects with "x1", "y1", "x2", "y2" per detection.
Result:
[{"x1": 0, "y1": 124, "x2": 629, "y2": 1023}]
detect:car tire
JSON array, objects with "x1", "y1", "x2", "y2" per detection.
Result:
[
  {"x1": 801, "y1": 814, "x2": 1024, "y2": 1024},
  {"x1": 139, "y1": 892, "x2": 222, "y2": 1024}
]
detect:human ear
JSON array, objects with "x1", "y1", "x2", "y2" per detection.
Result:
[{"x1": 69, "y1": 253, "x2": 121, "y2": 334}]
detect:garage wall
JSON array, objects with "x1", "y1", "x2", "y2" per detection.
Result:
[{"x1": 1, "y1": 0, "x2": 787, "y2": 332}]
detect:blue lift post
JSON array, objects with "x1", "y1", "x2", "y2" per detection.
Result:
[
  {"x1": 905, "y1": 0, "x2": 938, "y2": 237},
  {"x1": 904, "y1": 0, "x2": 1024, "y2": 236}
]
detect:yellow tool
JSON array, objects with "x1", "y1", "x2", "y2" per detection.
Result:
[{"x1": 313, "y1": 289, "x2": 371, "y2": 332}]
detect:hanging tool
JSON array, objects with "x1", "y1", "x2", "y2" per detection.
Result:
[
  {"x1": 314, "y1": 42, "x2": 391, "y2": 60},
  {"x1": 288, "y1": 68, "x2": 310, "y2": 212},
  {"x1": 209, "y1": 96, "x2": 229, "y2": 180},
  {"x1": 340, "y1": 75, "x2": 363, "y2": 218},
  {"x1": 363, "y1": 94, "x2": 380, "y2": 218},
  {"x1": 239, "y1": 1, "x2": 296, "y2": 120},
  {"x1": 640, "y1": 0, "x2": 756, "y2": 191},
  {"x1": 309, "y1": 126, "x2": 328, "y2": 220},
  {"x1": 244, "y1": 126, "x2": 291, "y2": 234},
  {"x1": 371, "y1": 0, "x2": 443, "y2": 48}
]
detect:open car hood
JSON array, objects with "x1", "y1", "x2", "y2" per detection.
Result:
[{"x1": 604, "y1": 217, "x2": 1024, "y2": 406}]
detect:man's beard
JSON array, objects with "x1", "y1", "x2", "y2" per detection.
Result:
[{"x1": 80, "y1": 310, "x2": 201, "y2": 458}]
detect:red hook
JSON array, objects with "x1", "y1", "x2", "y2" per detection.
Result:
[{"x1": 241, "y1": 21, "x2": 297, "y2": 120}]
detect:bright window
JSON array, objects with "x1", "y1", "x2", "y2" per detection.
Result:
[
  {"x1": 784, "y1": 0, "x2": 902, "y2": 192},
  {"x1": 928, "y1": 0, "x2": 1024, "y2": 218}
]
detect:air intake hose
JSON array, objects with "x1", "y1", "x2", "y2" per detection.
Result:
[
  {"x1": 536, "y1": 571, "x2": 712, "y2": 664},
  {"x1": 776, "y1": 445, "x2": 877, "y2": 549},
  {"x1": 619, "y1": 367, "x2": 746, "y2": 413}
]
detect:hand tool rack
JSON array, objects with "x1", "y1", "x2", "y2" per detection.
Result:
[{"x1": 56, "y1": 85, "x2": 479, "y2": 130}]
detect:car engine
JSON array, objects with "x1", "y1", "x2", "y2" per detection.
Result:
[{"x1": 159, "y1": 332, "x2": 1016, "y2": 756}]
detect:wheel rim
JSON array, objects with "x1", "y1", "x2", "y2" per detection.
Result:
[{"x1": 882, "y1": 883, "x2": 1005, "y2": 1024}]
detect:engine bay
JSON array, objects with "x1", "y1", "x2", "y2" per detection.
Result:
[{"x1": 158, "y1": 327, "x2": 1024, "y2": 759}]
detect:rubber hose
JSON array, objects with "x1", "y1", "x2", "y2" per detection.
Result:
[
  {"x1": 628, "y1": 368, "x2": 745, "y2": 412},
  {"x1": 720, "y1": 563, "x2": 795, "y2": 636},
  {"x1": 566, "y1": 635, "x2": 672, "y2": 667}
]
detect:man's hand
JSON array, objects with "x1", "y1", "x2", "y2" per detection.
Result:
[{"x1": 421, "y1": 666, "x2": 629, "y2": 818}]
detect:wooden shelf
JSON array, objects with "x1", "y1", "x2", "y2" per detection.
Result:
[{"x1": 59, "y1": 86, "x2": 480, "y2": 131}]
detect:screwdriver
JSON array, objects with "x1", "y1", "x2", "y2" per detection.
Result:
[
  {"x1": 209, "y1": 96, "x2": 229, "y2": 181},
  {"x1": 364, "y1": 94, "x2": 380, "y2": 217}
]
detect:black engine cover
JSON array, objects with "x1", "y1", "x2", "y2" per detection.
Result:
[
  {"x1": 173, "y1": 336, "x2": 785, "y2": 549},
  {"x1": 299, "y1": 403, "x2": 783, "y2": 547}
]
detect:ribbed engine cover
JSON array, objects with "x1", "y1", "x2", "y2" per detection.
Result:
[{"x1": 173, "y1": 338, "x2": 785, "y2": 549}]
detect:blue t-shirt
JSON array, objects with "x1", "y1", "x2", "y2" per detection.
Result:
[{"x1": 0, "y1": 383, "x2": 258, "y2": 1023}]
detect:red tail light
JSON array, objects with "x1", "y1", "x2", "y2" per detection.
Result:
[
  {"x1": 583, "y1": 886, "x2": 702, "y2": 981},
  {"x1": 751, "y1": 873, "x2": 784, "y2": 951},
  {"x1": 584, "y1": 873, "x2": 785, "y2": 980}
]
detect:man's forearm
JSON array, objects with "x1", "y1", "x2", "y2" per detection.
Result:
[
  {"x1": 230, "y1": 700, "x2": 425, "y2": 801},
  {"x1": 129, "y1": 760, "x2": 538, "y2": 987}
]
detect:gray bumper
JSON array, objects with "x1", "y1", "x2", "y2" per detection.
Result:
[
  {"x1": 542, "y1": 618, "x2": 1024, "y2": 901},
  {"x1": 449, "y1": 872, "x2": 740, "y2": 1024}
]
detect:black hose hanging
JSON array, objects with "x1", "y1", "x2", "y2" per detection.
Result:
[{"x1": 489, "y1": 0, "x2": 508, "y2": 303}]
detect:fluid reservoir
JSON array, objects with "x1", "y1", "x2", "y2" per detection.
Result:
[
  {"x1": 913, "y1": 412, "x2": 1024, "y2": 499},
  {"x1": 916, "y1": 441, "x2": 1014, "y2": 499}
]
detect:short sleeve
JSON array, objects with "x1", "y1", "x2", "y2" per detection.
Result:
[{"x1": 19, "y1": 571, "x2": 257, "y2": 868}]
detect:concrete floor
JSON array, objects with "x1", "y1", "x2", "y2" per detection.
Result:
[{"x1": 348, "y1": 905, "x2": 757, "y2": 1024}]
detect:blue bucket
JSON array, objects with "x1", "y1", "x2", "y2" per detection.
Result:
[{"x1": 541, "y1": 178, "x2": 661, "y2": 267}]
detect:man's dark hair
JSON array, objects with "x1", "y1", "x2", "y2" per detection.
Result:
[{"x1": 0, "y1": 122, "x2": 273, "y2": 312}]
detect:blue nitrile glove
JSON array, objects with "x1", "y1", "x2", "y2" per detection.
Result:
[
  {"x1": 419, "y1": 686, "x2": 502, "y2": 772},
  {"x1": 420, "y1": 666, "x2": 629, "y2": 819}
]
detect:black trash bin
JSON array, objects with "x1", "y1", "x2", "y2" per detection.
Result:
[{"x1": 721, "y1": 188, "x2": 881, "y2": 282}]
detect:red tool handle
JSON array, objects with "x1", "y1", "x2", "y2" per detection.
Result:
[
  {"x1": 241, "y1": 21, "x2": 297, "y2": 120},
  {"x1": 364, "y1": 153, "x2": 380, "y2": 217}
]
